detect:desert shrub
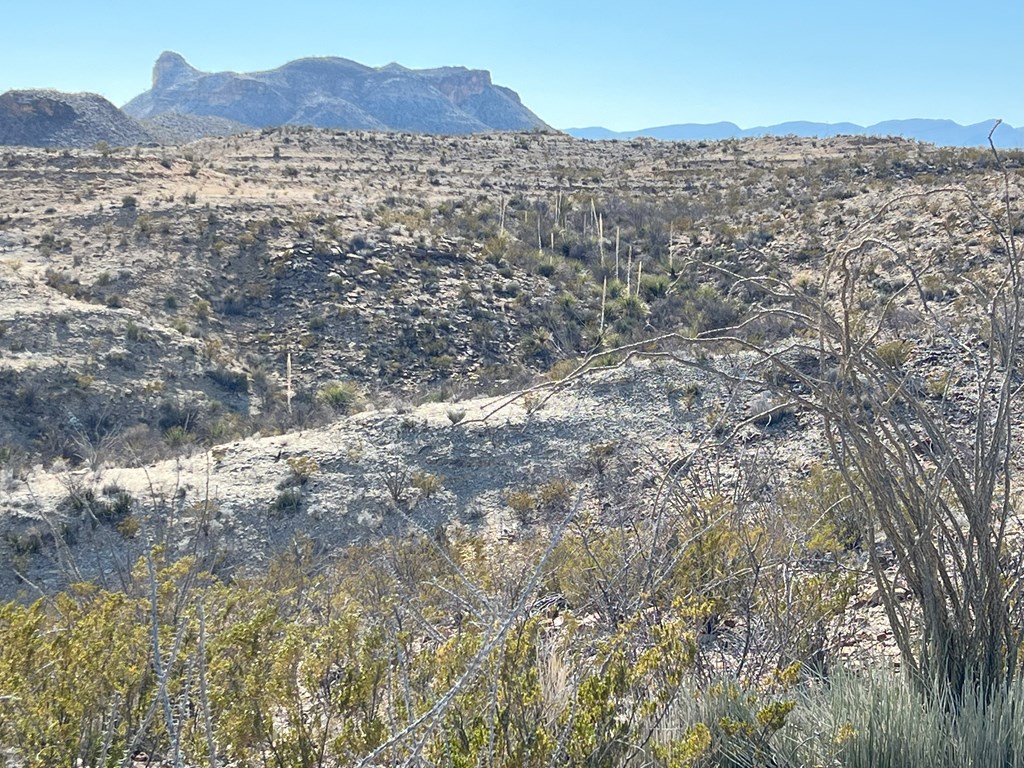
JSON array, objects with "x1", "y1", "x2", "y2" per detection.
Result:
[
  {"x1": 202, "y1": 412, "x2": 247, "y2": 444},
  {"x1": 506, "y1": 488, "x2": 536, "y2": 524},
  {"x1": 216, "y1": 290, "x2": 252, "y2": 316},
  {"x1": 925, "y1": 370, "x2": 954, "y2": 399},
  {"x1": 610, "y1": 293, "x2": 648, "y2": 332},
  {"x1": 504, "y1": 479, "x2": 573, "y2": 525},
  {"x1": 206, "y1": 366, "x2": 249, "y2": 394},
  {"x1": 681, "y1": 172, "x2": 1024, "y2": 702},
  {"x1": 639, "y1": 273, "x2": 671, "y2": 301},
  {"x1": 163, "y1": 425, "x2": 193, "y2": 448},
  {"x1": 547, "y1": 357, "x2": 583, "y2": 381},
  {"x1": 0, "y1": 502, "x2": 870, "y2": 768},
  {"x1": 653, "y1": 677, "x2": 798, "y2": 767},
  {"x1": 410, "y1": 470, "x2": 443, "y2": 499},
  {"x1": 278, "y1": 456, "x2": 319, "y2": 489},
  {"x1": 783, "y1": 464, "x2": 863, "y2": 553},
  {"x1": 536, "y1": 478, "x2": 574, "y2": 518},
  {"x1": 874, "y1": 339, "x2": 914, "y2": 368},
  {"x1": 269, "y1": 488, "x2": 303, "y2": 516},
  {"x1": 3, "y1": 525, "x2": 49, "y2": 555},
  {"x1": 759, "y1": 672, "x2": 1024, "y2": 768},
  {"x1": 317, "y1": 380, "x2": 361, "y2": 413},
  {"x1": 191, "y1": 299, "x2": 212, "y2": 320},
  {"x1": 105, "y1": 350, "x2": 135, "y2": 370},
  {"x1": 0, "y1": 590, "x2": 154, "y2": 766},
  {"x1": 124, "y1": 321, "x2": 149, "y2": 342},
  {"x1": 61, "y1": 484, "x2": 134, "y2": 526},
  {"x1": 44, "y1": 268, "x2": 87, "y2": 299}
]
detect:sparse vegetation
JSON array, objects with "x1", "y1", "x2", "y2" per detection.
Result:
[{"x1": 1, "y1": 127, "x2": 1023, "y2": 766}]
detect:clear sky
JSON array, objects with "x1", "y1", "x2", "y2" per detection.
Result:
[{"x1": 1, "y1": 0, "x2": 1021, "y2": 130}]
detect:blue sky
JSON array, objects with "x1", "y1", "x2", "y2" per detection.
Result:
[{"x1": 2, "y1": 0, "x2": 1021, "y2": 130}]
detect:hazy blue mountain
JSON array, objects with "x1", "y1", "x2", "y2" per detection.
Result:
[
  {"x1": 124, "y1": 52, "x2": 549, "y2": 135},
  {"x1": 746, "y1": 121, "x2": 864, "y2": 138},
  {"x1": 564, "y1": 119, "x2": 1024, "y2": 148},
  {"x1": 646, "y1": 122, "x2": 744, "y2": 141},
  {"x1": 866, "y1": 119, "x2": 1015, "y2": 147}
]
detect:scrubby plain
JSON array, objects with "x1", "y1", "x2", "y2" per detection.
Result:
[{"x1": 1, "y1": 128, "x2": 1023, "y2": 766}]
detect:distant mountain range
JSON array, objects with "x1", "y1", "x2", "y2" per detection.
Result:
[
  {"x1": 565, "y1": 120, "x2": 1024, "y2": 148},
  {"x1": 123, "y1": 52, "x2": 548, "y2": 134},
  {"x1": 0, "y1": 52, "x2": 548, "y2": 148},
  {"x1": 1, "y1": 52, "x2": 1017, "y2": 150}
]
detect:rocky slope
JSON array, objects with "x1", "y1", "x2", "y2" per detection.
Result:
[
  {"x1": 0, "y1": 89, "x2": 152, "y2": 148},
  {"x1": 0, "y1": 355, "x2": 807, "y2": 598},
  {"x1": 0, "y1": 128, "x2": 1020, "y2": 601},
  {"x1": 124, "y1": 51, "x2": 549, "y2": 134},
  {"x1": 139, "y1": 111, "x2": 250, "y2": 144}
]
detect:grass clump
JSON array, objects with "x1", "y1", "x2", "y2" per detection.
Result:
[
  {"x1": 875, "y1": 339, "x2": 914, "y2": 368},
  {"x1": 317, "y1": 380, "x2": 362, "y2": 414}
]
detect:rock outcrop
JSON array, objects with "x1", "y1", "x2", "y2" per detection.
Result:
[{"x1": 123, "y1": 51, "x2": 549, "y2": 134}]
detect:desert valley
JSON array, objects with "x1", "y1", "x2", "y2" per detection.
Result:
[{"x1": 1, "y1": 48, "x2": 1023, "y2": 768}]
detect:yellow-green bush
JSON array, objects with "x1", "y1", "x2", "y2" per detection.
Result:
[{"x1": 0, "y1": 485, "x2": 864, "y2": 767}]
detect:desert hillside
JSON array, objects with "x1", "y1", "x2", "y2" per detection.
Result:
[
  {"x1": 2, "y1": 128, "x2": 1023, "y2": 767},
  {"x1": 1, "y1": 128, "x2": 1019, "y2": 589},
  {"x1": 0, "y1": 89, "x2": 153, "y2": 148}
]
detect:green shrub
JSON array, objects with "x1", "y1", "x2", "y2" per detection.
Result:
[
  {"x1": 767, "y1": 673, "x2": 1024, "y2": 768},
  {"x1": 163, "y1": 425, "x2": 192, "y2": 448},
  {"x1": 505, "y1": 488, "x2": 536, "y2": 524},
  {"x1": 639, "y1": 273, "x2": 671, "y2": 301},
  {"x1": 317, "y1": 380, "x2": 361, "y2": 413},
  {"x1": 61, "y1": 485, "x2": 134, "y2": 525},
  {"x1": 278, "y1": 456, "x2": 319, "y2": 489},
  {"x1": 875, "y1": 339, "x2": 914, "y2": 368},
  {"x1": 270, "y1": 488, "x2": 303, "y2": 516}
]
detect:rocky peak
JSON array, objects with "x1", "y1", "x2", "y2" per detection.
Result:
[
  {"x1": 423, "y1": 68, "x2": 494, "y2": 105},
  {"x1": 124, "y1": 53, "x2": 549, "y2": 134},
  {"x1": 152, "y1": 51, "x2": 199, "y2": 91}
]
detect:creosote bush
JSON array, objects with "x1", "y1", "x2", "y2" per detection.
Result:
[{"x1": 0, "y1": 481, "x2": 859, "y2": 768}]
